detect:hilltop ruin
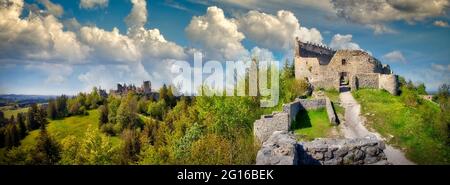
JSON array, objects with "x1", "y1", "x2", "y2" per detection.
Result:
[{"x1": 294, "y1": 38, "x2": 399, "y2": 95}]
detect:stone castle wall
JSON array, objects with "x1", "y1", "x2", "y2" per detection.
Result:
[
  {"x1": 254, "y1": 98, "x2": 337, "y2": 144},
  {"x1": 256, "y1": 131, "x2": 388, "y2": 165},
  {"x1": 352, "y1": 73, "x2": 380, "y2": 89},
  {"x1": 294, "y1": 40, "x2": 399, "y2": 95},
  {"x1": 379, "y1": 74, "x2": 398, "y2": 95}
]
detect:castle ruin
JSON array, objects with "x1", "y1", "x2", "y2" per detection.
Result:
[
  {"x1": 294, "y1": 38, "x2": 399, "y2": 95},
  {"x1": 110, "y1": 81, "x2": 153, "y2": 97}
]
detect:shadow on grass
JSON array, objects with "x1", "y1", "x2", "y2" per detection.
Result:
[{"x1": 291, "y1": 109, "x2": 311, "y2": 130}]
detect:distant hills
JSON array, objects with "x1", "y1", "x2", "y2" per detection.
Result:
[{"x1": 0, "y1": 94, "x2": 58, "y2": 107}]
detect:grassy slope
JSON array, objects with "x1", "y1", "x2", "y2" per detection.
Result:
[
  {"x1": 20, "y1": 110, "x2": 121, "y2": 149},
  {"x1": 292, "y1": 108, "x2": 332, "y2": 141},
  {"x1": 3, "y1": 107, "x2": 29, "y2": 119},
  {"x1": 353, "y1": 89, "x2": 449, "y2": 164}
]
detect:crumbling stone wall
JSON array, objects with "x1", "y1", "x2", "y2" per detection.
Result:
[
  {"x1": 282, "y1": 98, "x2": 327, "y2": 125},
  {"x1": 379, "y1": 74, "x2": 398, "y2": 95},
  {"x1": 294, "y1": 39, "x2": 399, "y2": 95},
  {"x1": 298, "y1": 137, "x2": 388, "y2": 165},
  {"x1": 253, "y1": 112, "x2": 289, "y2": 144},
  {"x1": 256, "y1": 131, "x2": 298, "y2": 165},
  {"x1": 256, "y1": 132, "x2": 388, "y2": 165},
  {"x1": 255, "y1": 98, "x2": 337, "y2": 144},
  {"x1": 352, "y1": 73, "x2": 380, "y2": 89}
]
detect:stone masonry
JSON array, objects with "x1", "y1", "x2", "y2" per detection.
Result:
[
  {"x1": 254, "y1": 98, "x2": 338, "y2": 144},
  {"x1": 294, "y1": 38, "x2": 399, "y2": 95},
  {"x1": 256, "y1": 131, "x2": 388, "y2": 165}
]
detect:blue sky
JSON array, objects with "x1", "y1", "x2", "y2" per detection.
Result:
[{"x1": 0, "y1": 0, "x2": 449, "y2": 95}]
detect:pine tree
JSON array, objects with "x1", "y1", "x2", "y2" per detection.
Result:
[
  {"x1": 26, "y1": 104, "x2": 39, "y2": 131},
  {"x1": 0, "y1": 110, "x2": 5, "y2": 127},
  {"x1": 159, "y1": 84, "x2": 168, "y2": 102},
  {"x1": 5, "y1": 116, "x2": 20, "y2": 149},
  {"x1": 32, "y1": 125, "x2": 61, "y2": 164},
  {"x1": 47, "y1": 100, "x2": 57, "y2": 120},
  {"x1": 98, "y1": 105, "x2": 109, "y2": 126},
  {"x1": 121, "y1": 129, "x2": 141, "y2": 164},
  {"x1": 16, "y1": 113, "x2": 27, "y2": 139},
  {"x1": 55, "y1": 95, "x2": 68, "y2": 118}
]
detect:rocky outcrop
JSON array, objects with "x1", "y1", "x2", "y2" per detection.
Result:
[
  {"x1": 256, "y1": 132, "x2": 389, "y2": 165},
  {"x1": 256, "y1": 131, "x2": 298, "y2": 165}
]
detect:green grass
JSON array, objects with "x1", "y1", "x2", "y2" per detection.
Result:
[
  {"x1": 291, "y1": 108, "x2": 333, "y2": 141},
  {"x1": 20, "y1": 110, "x2": 121, "y2": 149},
  {"x1": 353, "y1": 89, "x2": 449, "y2": 164},
  {"x1": 2, "y1": 107, "x2": 29, "y2": 119}
]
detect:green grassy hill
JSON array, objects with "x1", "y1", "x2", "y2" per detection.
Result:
[
  {"x1": 2, "y1": 107, "x2": 28, "y2": 119},
  {"x1": 353, "y1": 89, "x2": 449, "y2": 164},
  {"x1": 20, "y1": 110, "x2": 121, "y2": 149}
]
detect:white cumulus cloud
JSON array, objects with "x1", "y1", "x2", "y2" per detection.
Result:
[
  {"x1": 237, "y1": 10, "x2": 323, "y2": 52},
  {"x1": 80, "y1": 0, "x2": 109, "y2": 9},
  {"x1": 0, "y1": 0, "x2": 88, "y2": 64},
  {"x1": 329, "y1": 34, "x2": 361, "y2": 50},
  {"x1": 185, "y1": 6, "x2": 249, "y2": 60},
  {"x1": 383, "y1": 50, "x2": 406, "y2": 63},
  {"x1": 433, "y1": 20, "x2": 450, "y2": 27}
]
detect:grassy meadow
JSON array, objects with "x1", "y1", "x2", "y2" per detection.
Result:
[{"x1": 20, "y1": 110, "x2": 121, "y2": 149}]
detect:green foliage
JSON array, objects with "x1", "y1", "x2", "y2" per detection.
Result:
[
  {"x1": 188, "y1": 134, "x2": 232, "y2": 164},
  {"x1": 147, "y1": 100, "x2": 167, "y2": 120},
  {"x1": 98, "y1": 105, "x2": 108, "y2": 126},
  {"x1": 120, "y1": 129, "x2": 141, "y2": 164},
  {"x1": 31, "y1": 126, "x2": 61, "y2": 164},
  {"x1": 60, "y1": 126, "x2": 118, "y2": 165},
  {"x1": 47, "y1": 100, "x2": 58, "y2": 119},
  {"x1": 26, "y1": 104, "x2": 40, "y2": 131},
  {"x1": 173, "y1": 123, "x2": 204, "y2": 161},
  {"x1": 107, "y1": 95, "x2": 121, "y2": 124},
  {"x1": 4, "y1": 121, "x2": 20, "y2": 149},
  {"x1": 17, "y1": 113, "x2": 27, "y2": 138},
  {"x1": 116, "y1": 93, "x2": 140, "y2": 131},
  {"x1": 67, "y1": 94, "x2": 88, "y2": 116}
]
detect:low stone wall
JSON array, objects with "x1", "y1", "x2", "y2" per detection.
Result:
[
  {"x1": 254, "y1": 98, "x2": 338, "y2": 144},
  {"x1": 298, "y1": 137, "x2": 388, "y2": 165},
  {"x1": 282, "y1": 98, "x2": 327, "y2": 124},
  {"x1": 256, "y1": 131, "x2": 298, "y2": 165},
  {"x1": 256, "y1": 132, "x2": 388, "y2": 165},
  {"x1": 325, "y1": 98, "x2": 338, "y2": 125},
  {"x1": 253, "y1": 112, "x2": 289, "y2": 144}
]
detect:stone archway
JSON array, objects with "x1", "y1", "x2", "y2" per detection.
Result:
[{"x1": 339, "y1": 72, "x2": 349, "y2": 86}]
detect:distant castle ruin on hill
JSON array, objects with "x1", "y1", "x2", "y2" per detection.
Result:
[
  {"x1": 294, "y1": 38, "x2": 399, "y2": 95},
  {"x1": 110, "y1": 81, "x2": 158, "y2": 99}
]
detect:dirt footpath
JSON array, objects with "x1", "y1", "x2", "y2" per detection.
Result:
[{"x1": 339, "y1": 90, "x2": 415, "y2": 165}]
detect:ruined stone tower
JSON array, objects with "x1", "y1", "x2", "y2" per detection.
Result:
[{"x1": 293, "y1": 37, "x2": 399, "y2": 95}]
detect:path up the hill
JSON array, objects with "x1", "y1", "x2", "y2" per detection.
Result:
[{"x1": 338, "y1": 87, "x2": 414, "y2": 165}]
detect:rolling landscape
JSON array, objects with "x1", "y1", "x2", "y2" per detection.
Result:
[{"x1": 0, "y1": 0, "x2": 449, "y2": 165}]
